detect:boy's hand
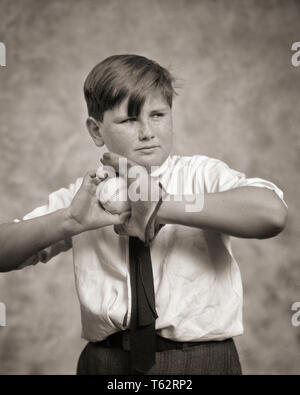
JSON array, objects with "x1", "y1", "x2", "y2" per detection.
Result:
[
  {"x1": 100, "y1": 153, "x2": 166, "y2": 244},
  {"x1": 64, "y1": 170, "x2": 131, "y2": 235}
]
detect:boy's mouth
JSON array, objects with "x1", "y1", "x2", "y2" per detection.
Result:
[
  {"x1": 135, "y1": 146, "x2": 160, "y2": 155},
  {"x1": 135, "y1": 145, "x2": 160, "y2": 151}
]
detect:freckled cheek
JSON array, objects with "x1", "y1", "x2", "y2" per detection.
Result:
[
  {"x1": 156, "y1": 123, "x2": 173, "y2": 143},
  {"x1": 104, "y1": 131, "x2": 132, "y2": 154}
]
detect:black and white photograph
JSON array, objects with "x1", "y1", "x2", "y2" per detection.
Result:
[{"x1": 0, "y1": 0, "x2": 299, "y2": 378}]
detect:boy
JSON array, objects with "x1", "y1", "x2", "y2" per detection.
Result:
[{"x1": 0, "y1": 55, "x2": 288, "y2": 375}]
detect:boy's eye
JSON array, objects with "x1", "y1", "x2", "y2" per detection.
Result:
[
  {"x1": 152, "y1": 113, "x2": 164, "y2": 118},
  {"x1": 120, "y1": 117, "x2": 136, "y2": 124}
]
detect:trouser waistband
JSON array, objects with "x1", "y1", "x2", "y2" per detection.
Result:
[{"x1": 102, "y1": 330, "x2": 233, "y2": 352}]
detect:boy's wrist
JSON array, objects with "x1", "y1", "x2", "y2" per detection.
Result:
[
  {"x1": 156, "y1": 194, "x2": 205, "y2": 226},
  {"x1": 156, "y1": 200, "x2": 171, "y2": 225},
  {"x1": 62, "y1": 207, "x2": 86, "y2": 238}
]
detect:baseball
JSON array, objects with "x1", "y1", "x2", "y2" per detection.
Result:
[{"x1": 96, "y1": 177, "x2": 131, "y2": 214}]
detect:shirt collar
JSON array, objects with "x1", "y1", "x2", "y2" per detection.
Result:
[{"x1": 150, "y1": 155, "x2": 171, "y2": 178}]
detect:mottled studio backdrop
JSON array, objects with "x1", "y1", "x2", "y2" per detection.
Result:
[{"x1": 0, "y1": 0, "x2": 299, "y2": 374}]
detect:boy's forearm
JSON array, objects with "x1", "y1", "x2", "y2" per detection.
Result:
[
  {"x1": 0, "y1": 208, "x2": 82, "y2": 272},
  {"x1": 157, "y1": 186, "x2": 287, "y2": 239}
]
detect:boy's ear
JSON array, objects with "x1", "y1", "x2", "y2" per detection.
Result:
[{"x1": 86, "y1": 117, "x2": 104, "y2": 147}]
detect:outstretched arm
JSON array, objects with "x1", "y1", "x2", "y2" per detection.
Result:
[
  {"x1": 157, "y1": 186, "x2": 288, "y2": 239},
  {"x1": 0, "y1": 209, "x2": 75, "y2": 272},
  {"x1": 0, "y1": 170, "x2": 130, "y2": 272}
]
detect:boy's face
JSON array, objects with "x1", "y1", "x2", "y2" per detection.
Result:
[{"x1": 89, "y1": 89, "x2": 173, "y2": 169}]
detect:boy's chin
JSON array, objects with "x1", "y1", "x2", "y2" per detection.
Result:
[{"x1": 133, "y1": 155, "x2": 165, "y2": 170}]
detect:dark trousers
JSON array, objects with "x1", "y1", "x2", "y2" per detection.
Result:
[{"x1": 76, "y1": 337, "x2": 242, "y2": 375}]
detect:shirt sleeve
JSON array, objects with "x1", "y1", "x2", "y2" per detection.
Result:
[
  {"x1": 13, "y1": 177, "x2": 83, "y2": 270},
  {"x1": 200, "y1": 158, "x2": 287, "y2": 208}
]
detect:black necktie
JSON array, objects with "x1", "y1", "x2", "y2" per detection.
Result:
[{"x1": 128, "y1": 236, "x2": 158, "y2": 374}]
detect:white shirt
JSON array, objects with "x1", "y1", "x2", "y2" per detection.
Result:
[{"x1": 15, "y1": 155, "x2": 287, "y2": 342}]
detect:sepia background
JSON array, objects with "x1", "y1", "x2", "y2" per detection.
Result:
[{"x1": 0, "y1": 0, "x2": 299, "y2": 374}]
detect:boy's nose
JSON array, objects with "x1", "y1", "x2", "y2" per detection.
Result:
[{"x1": 138, "y1": 122, "x2": 154, "y2": 140}]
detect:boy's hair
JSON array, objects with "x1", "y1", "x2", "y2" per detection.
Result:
[{"x1": 84, "y1": 54, "x2": 177, "y2": 121}]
